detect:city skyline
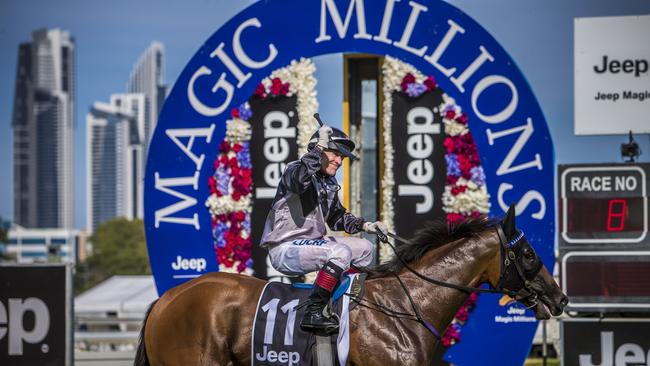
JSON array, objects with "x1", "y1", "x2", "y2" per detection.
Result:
[
  {"x1": 12, "y1": 28, "x2": 75, "y2": 229},
  {"x1": 1, "y1": 0, "x2": 648, "y2": 231},
  {"x1": 0, "y1": 0, "x2": 258, "y2": 230}
]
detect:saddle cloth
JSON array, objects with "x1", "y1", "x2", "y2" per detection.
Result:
[{"x1": 252, "y1": 273, "x2": 364, "y2": 366}]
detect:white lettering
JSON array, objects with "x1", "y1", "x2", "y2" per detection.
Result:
[
  {"x1": 486, "y1": 118, "x2": 542, "y2": 176},
  {"x1": 154, "y1": 172, "x2": 200, "y2": 229},
  {"x1": 187, "y1": 67, "x2": 234, "y2": 117},
  {"x1": 393, "y1": 1, "x2": 429, "y2": 56},
  {"x1": 451, "y1": 45, "x2": 495, "y2": 93},
  {"x1": 472, "y1": 75, "x2": 518, "y2": 124},
  {"x1": 233, "y1": 18, "x2": 278, "y2": 70},
  {"x1": 165, "y1": 125, "x2": 215, "y2": 171},
  {"x1": 316, "y1": 0, "x2": 371, "y2": 43},
  {"x1": 171, "y1": 256, "x2": 207, "y2": 272},
  {"x1": 424, "y1": 19, "x2": 465, "y2": 77},
  {"x1": 373, "y1": 0, "x2": 400, "y2": 44},
  {"x1": 498, "y1": 183, "x2": 546, "y2": 220}
]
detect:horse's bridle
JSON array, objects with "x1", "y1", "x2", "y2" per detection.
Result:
[{"x1": 362, "y1": 224, "x2": 544, "y2": 338}]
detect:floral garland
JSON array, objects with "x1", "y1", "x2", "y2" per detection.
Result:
[
  {"x1": 205, "y1": 103, "x2": 254, "y2": 274},
  {"x1": 205, "y1": 59, "x2": 318, "y2": 274},
  {"x1": 254, "y1": 58, "x2": 319, "y2": 154},
  {"x1": 380, "y1": 56, "x2": 490, "y2": 348}
]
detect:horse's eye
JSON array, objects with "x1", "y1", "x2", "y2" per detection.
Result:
[{"x1": 523, "y1": 250, "x2": 535, "y2": 260}]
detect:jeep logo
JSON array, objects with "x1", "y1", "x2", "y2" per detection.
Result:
[{"x1": 0, "y1": 298, "x2": 50, "y2": 355}]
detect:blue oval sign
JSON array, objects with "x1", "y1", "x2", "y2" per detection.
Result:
[{"x1": 144, "y1": 1, "x2": 555, "y2": 364}]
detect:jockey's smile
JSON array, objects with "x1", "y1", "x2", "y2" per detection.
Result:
[{"x1": 321, "y1": 149, "x2": 343, "y2": 176}]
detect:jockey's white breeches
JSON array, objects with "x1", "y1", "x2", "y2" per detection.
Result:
[{"x1": 268, "y1": 236, "x2": 375, "y2": 275}]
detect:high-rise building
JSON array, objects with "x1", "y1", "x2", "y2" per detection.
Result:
[
  {"x1": 12, "y1": 28, "x2": 75, "y2": 229},
  {"x1": 127, "y1": 42, "x2": 166, "y2": 167},
  {"x1": 86, "y1": 94, "x2": 145, "y2": 232}
]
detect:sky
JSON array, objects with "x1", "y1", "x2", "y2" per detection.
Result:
[{"x1": 1, "y1": 0, "x2": 649, "y2": 230}]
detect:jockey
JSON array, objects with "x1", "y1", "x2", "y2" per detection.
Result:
[{"x1": 261, "y1": 123, "x2": 387, "y2": 333}]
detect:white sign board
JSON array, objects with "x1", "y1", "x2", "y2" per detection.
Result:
[{"x1": 574, "y1": 15, "x2": 650, "y2": 135}]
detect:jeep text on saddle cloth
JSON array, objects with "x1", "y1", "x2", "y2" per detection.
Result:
[{"x1": 144, "y1": 1, "x2": 555, "y2": 364}]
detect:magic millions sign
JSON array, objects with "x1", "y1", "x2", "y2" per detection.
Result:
[{"x1": 144, "y1": 1, "x2": 554, "y2": 364}]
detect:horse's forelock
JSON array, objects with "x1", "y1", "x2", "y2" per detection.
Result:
[{"x1": 366, "y1": 216, "x2": 498, "y2": 278}]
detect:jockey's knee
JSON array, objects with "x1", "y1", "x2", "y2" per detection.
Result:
[{"x1": 327, "y1": 243, "x2": 353, "y2": 270}]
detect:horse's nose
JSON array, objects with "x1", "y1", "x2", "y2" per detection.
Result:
[{"x1": 560, "y1": 295, "x2": 569, "y2": 308}]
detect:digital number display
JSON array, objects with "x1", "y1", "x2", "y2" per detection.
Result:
[
  {"x1": 560, "y1": 165, "x2": 648, "y2": 244},
  {"x1": 566, "y1": 197, "x2": 644, "y2": 233},
  {"x1": 562, "y1": 253, "x2": 650, "y2": 311}
]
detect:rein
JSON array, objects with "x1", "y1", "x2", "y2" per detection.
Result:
[{"x1": 357, "y1": 225, "x2": 542, "y2": 339}]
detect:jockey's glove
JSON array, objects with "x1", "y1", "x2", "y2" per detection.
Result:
[
  {"x1": 363, "y1": 221, "x2": 388, "y2": 235},
  {"x1": 317, "y1": 125, "x2": 333, "y2": 149}
]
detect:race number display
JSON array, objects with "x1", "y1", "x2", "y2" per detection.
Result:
[
  {"x1": 559, "y1": 164, "x2": 649, "y2": 245},
  {"x1": 559, "y1": 163, "x2": 650, "y2": 312}
]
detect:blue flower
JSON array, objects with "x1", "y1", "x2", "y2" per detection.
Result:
[
  {"x1": 237, "y1": 143, "x2": 252, "y2": 169},
  {"x1": 470, "y1": 166, "x2": 486, "y2": 186},
  {"x1": 238, "y1": 102, "x2": 253, "y2": 121},
  {"x1": 446, "y1": 154, "x2": 460, "y2": 176},
  {"x1": 406, "y1": 82, "x2": 427, "y2": 97},
  {"x1": 214, "y1": 222, "x2": 229, "y2": 248},
  {"x1": 215, "y1": 167, "x2": 230, "y2": 195},
  {"x1": 242, "y1": 213, "x2": 252, "y2": 233},
  {"x1": 245, "y1": 258, "x2": 254, "y2": 268}
]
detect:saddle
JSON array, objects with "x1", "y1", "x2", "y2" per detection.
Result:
[{"x1": 252, "y1": 273, "x2": 366, "y2": 366}]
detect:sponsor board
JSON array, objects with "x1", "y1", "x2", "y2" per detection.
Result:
[{"x1": 144, "y1": 1, "x2": 556, "y2": 364}]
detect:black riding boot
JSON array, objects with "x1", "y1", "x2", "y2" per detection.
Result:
[{"x1": 300, "y1": 261, "x2": 344, "y2": 334}]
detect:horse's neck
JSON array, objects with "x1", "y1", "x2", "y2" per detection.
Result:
[{"x1": 406, "y1": 229, "x2": 500, "y2": 331}]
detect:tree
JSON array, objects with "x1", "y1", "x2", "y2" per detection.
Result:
[{"x1": 75, "y1": 217, "x2": 151, "y2": 294}]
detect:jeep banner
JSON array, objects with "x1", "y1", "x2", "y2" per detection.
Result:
[
  {"x1": 391, "y1": 90, "x2": 447, "y2": 237},
  {"x1": 562, "y1": 319, "x2": 650, "y2": 366},
  {"x1": 249, "y1": 96, "x2": 300, "y2": 279},
  {"x1": 0, "y1": 265, "x2": 71, "y2": 366}
]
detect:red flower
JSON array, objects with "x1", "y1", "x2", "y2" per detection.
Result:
[
  {"x1": 446, "y1": 175, "x2": 459, "y2": 185},
  {"x1": 220, "y1": 140, "x2": 230, "y2": 153},
  {"x1": 232, "y1": 143, "x2": 242, "y2": 153},
  {"x1": 253, "y1": 83, "x2": 267, "y2": 98},
  {"x1": 451, "y1": 185, "x2": 467, "y2": 196},
  {"x1": 443, "y1": 137, "x2": 455, "y2": 153},
  {"x1": 280, "y1": 82, "x2": 290, "y2": 95},
  {"x1": 447, "y1": 213, "x2": 465, "y2": 224},
  {"x1": 403, "y1": 73, "x2": 415, "y2": 84},
  {"x1": 220, "y1": 155, "x2": 229, "y2": 165},
  {"x1": 230, "y1": 211, "x2": 246, "y2": 223},
  {"x1": 208, "y1": 176, "x2": 217, "y2": 194},
  {"x1": 456, "y1": 113, "x2": 468, "y2": 125},
  {"x1": 232, "y1": 191, "x2": 241, "y2": 201},
  {"x1": 231, "y1": 107, "x2": 240, "y2": 119},
  {"x1": 455, "y1": 308, "x2": 469, "y2": 322},
  {"x1": 229, "y1": 157, "x2": 239, "y2": 168},
  {"x1": 445, "y1": 110, "x2": 456, "y2": 120},
  {"x1": 270, "y1": 78, "x2": 285, "y2": 96},
  {"x1": 424, "y1": 75, "x2": 437, "y2": 91}
]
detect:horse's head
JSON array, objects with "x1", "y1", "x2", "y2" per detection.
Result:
[{"x1": 491, "y1": 205, "x2": 568, "y2": 319}]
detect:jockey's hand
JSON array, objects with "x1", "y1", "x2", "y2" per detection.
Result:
[
  {"x1": 317, "y1": 126, "x2": 333, "y2": 149},
  {"x1": 363, "y1": 221, "x2": 388, "y2": 236}
]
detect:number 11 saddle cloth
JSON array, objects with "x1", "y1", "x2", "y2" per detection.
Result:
[{"x1": 251, "y1": 273, "x2": 365, "y2": 366}]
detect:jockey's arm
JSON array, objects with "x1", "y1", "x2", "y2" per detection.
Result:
[
  {"x1": 327, "y1": 195, "x2": 366, "y2": 234},
  {"x1": 281, "y1": 148, "x2": 322, "y2": 194}
]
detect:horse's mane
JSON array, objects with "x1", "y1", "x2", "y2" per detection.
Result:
[{"x1": 366, "y1": 216, "x2": 499, "y2": 279}]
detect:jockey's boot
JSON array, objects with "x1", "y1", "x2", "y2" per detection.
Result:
[{"x1": 300, "y1": 260, "x2": 344, "y2": 334}]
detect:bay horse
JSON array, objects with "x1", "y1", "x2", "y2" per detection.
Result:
[{"x1": 135, "y1": 205, "x2": 568, "y2": 365}]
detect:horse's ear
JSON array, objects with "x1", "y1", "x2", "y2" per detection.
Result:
[{"x1": 501, "y1": 204, "x2": 517, "y2": 238}]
